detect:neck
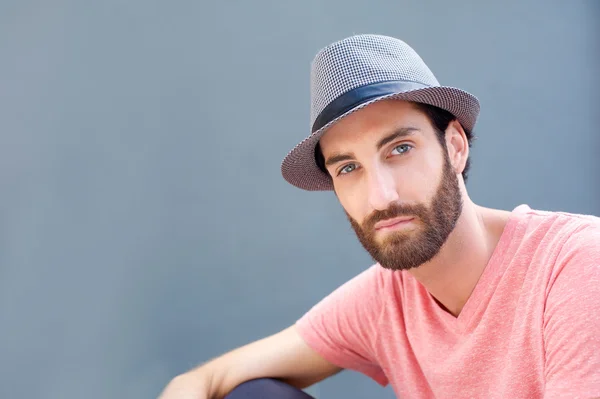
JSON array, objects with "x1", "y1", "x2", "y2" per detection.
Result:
[{"x1": 407, "y1": 197, "x2": 511, "y2": 317}]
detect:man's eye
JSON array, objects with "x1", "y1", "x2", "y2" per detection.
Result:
[
  {"x1": 339, "y1": 163, "x2": 357, "y2": 175},
  {"x1": 391, "y1": 144, "x2": 413, "y2": 155}
]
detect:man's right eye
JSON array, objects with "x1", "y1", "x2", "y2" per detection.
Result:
[{"x1": 338, "y1": 163, "x2": 357, "y2": 175}]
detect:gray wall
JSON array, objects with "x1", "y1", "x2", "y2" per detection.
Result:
[{"x1": 0, "y1": 1, "x2": 598, "y2": 398}]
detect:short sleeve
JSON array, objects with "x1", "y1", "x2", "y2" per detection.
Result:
[
  {"x1": 543, "y1": 225, "x2": 600, "y2": 398},
  {"x1": 295, "y1": 265, "x2": 388, "y2": 386}
]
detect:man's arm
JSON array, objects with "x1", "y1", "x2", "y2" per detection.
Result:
[
  {"x1": 158, "y1": 325, "x2": 342, "y2": 399},
  {"x1": 543, "y1": 225, "x2": 600, "y2": 398},
  {"x1": 160, "y1": 264, "x2": 386, "y2": 398}
]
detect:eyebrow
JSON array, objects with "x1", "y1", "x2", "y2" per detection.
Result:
[{"x1": 324, "y1": 127, "x2": 420, "y2": 168}]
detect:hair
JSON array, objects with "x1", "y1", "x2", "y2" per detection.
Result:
[{"x1": 314, "y1": 102, "x2": 475, "y2": 183}]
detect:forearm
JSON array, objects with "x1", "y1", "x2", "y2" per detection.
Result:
[
  {"x1": 166, "y1": 344, "x2": 282, "y2": 399},
  {"x1": 159, "y1": 326, "x2": 340, "y2": 399},
  {"x1": 195, "y1": 339, "x2": 310, "y2": 398}
]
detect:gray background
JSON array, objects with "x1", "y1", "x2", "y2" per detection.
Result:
[{"x1": 0, "y1": 1, "x2": 598, "y2": 398}]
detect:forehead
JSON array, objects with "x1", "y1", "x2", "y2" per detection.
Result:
[{"x1": 318, "y1": 100, "x2": 432, "y2": 152}]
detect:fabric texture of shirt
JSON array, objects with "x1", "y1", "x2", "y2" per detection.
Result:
[{"x1": 296, "y1": 205, "x2": 600, "y2": 398}]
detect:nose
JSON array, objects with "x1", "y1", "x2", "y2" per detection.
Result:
[{"x1": 366, "y1": 165, "x2": 400, "y2": 211}]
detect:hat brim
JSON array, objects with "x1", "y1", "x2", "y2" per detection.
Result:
[{"x1": 280, "y1": 85, "x2": 480, "y2": 191}]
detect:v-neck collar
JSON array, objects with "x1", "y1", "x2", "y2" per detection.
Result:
[{"x1": 427, "y1": 205, "x2": 529, "y2": 334}]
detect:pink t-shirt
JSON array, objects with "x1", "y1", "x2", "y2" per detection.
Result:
[{"x1": 296, "y1": 205, "x2": 600, "y2": 398}]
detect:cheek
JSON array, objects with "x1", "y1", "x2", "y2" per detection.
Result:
[
  {"x1": 417, "y1": 153, "x2": 446, "y2": 198},
  {"x1": 390, "y1": 153, "x2": 441, "y2": 200},
  {"x1": 336, "y1": 187, "x2": 369, "y2": 224}
]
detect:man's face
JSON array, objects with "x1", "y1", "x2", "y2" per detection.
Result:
[{"x1": 319, "y1": 100, "x2": 464, "y2": 271}]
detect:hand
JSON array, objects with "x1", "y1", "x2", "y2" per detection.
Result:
[{"x1": 158, "y1": 373, "x2": 209, "y2": 399}]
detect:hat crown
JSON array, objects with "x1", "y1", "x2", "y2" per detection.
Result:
[{"x1": 310, "y1": 34, "x2": 440, "y2": 124}]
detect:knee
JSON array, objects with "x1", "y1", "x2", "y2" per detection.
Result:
[{"x1": 225, "y1": 378, "x2": 315, "y2": 399}]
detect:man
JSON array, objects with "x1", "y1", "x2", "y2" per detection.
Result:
[{"x1": 159, "y1": 34, "x2": 600, "y2": 398}]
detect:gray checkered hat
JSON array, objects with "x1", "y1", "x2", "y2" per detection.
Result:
[{"x1": 280, "y1": 34, "x2": 480, "y2": 191}]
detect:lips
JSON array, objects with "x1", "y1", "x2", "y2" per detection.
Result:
[{"x1": 374, "y1": 216, "x2": 415, "y2": 230}]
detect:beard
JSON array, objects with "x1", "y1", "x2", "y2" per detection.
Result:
[{"x1": 347, "y1": 154, "x2": 463, "y2": 271}]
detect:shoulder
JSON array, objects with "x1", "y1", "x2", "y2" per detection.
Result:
[
  {"x1": 323, "y1": 264, "x2": 395, "y2": 305},
  {"x1": 533, "y1": 209, "x2": 600, "y2": 305},
  {"x1": 297, "y1": 263, "x2": 402, "y2": 330},
  {"x1": 540, "y1": 215, "x2": 600, "y2": 397},
  {"x1": 528, "y1": 208, "x2": 600, "y2": 253},
  {"x1": 501, "y1": 206, "x2": 599, "y2": 290},
  {"x1": 295, "y1": 264, "x2": 394, "y2": 354},
  {"x1": 300, "y1": 264, "x2": 388, "y2": 315},
  {"x1": 554, "y1": 213, "x2": 600, "y2": 275},
  {"x1": 512, "y1": 205, "x2": 600, "y2": 249}
]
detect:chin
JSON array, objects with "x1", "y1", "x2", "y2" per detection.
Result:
[{"x1": 378, "y1": 228, "x2": 418, "y2": 243}]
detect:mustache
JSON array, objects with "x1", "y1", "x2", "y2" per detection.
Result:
[{"x1": 362, "y1": 202, "x2": 428, "y2": 230}]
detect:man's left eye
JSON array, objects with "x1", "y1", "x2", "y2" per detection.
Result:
[{"x1": 391, "y1": 144, "x2": 413, "y2": 155}]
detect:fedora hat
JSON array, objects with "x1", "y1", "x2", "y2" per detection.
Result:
[{"x1": 280, "y1": 34, "x2": 480, "y2": 191}]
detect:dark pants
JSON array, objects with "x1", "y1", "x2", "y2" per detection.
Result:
[{"x1": 225, "y1": 378, "x2": 315, "y2": 399}]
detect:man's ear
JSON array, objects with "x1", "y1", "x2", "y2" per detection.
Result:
[{"x1": 445, "y1": 120, "x2": 469, "y2": 174}]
